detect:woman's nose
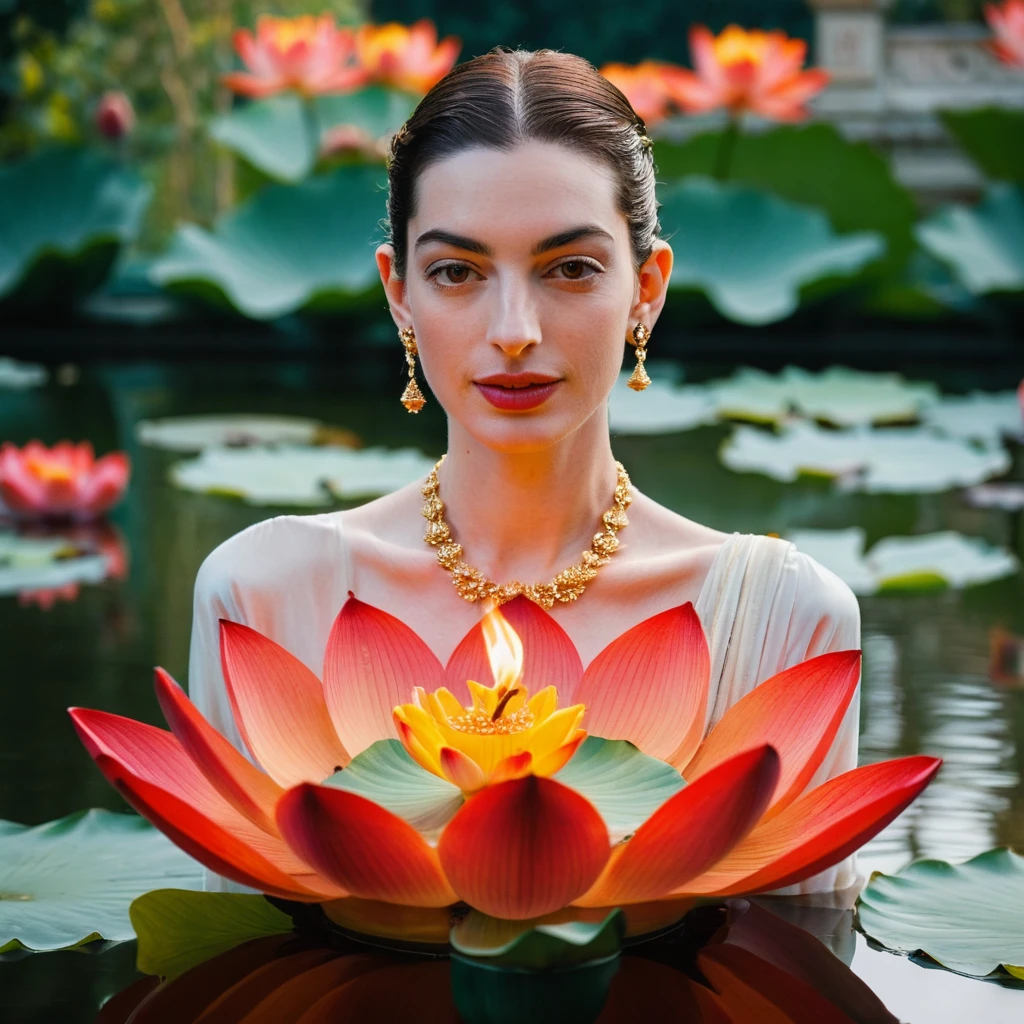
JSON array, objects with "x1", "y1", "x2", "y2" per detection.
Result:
[{"x1": 486, "y1": 275, "x2": 541, "y2": 358}]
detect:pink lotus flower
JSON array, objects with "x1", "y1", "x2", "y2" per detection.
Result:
[
  {"x1": 355, "y1": 20, "x2": 460, "y2": 95},
  {"x1": 987, "y1": 1, "x2": 1024, "y2": 68},
  {"x1": 71, "y1": 596, "x2": 938, "y2": 940},
  {"x1": 95, "y1": 91, "x2": 134, "y2": 140},
  {"x1": 669, "y1": 24, "x2": 830, "y2": 121},
  {"x1": 222, "y1": 15, "x2": 368, "y2": 99},
  {"x1": 0, "y1": 441, "x2": 129, "y2": 521},
  {"x1": 600, "y1": 61, "x2": 690, "y2": 127}
]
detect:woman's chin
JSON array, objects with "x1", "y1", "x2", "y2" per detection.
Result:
[{"x1": 463, "y1": 411, "x2": 585, "y2": 454}]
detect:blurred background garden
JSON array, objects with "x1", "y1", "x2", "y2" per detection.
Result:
[{"x1": 2, "y1": 0, "x2": 1024, "y2": 1021}]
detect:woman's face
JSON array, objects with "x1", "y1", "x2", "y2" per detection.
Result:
[{"x1": 377, "y1": 140, "x2": 672, "y2": 454}]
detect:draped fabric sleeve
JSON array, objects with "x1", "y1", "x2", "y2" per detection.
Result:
[{"x1": 695, "y1": 533, "x2": 862, "y2": 894}]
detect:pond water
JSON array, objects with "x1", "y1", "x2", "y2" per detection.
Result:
[{"x1": 1, "y1": 355, "x2": 1023, "y2": 1021}]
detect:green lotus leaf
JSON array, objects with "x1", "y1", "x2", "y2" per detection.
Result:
[
  {"x1": 149, "y1": 165, "x2": 386, "y2": 318},
  {"x1": 130, "y1": 889, "x2": 293, "y2": 979},
  {"x1": 451, "y1": 908, "x2": 625, "y2": 970},
  {"x1": 655, "y1": 123, "x2": 916, "y2": 277},
  {"x1": 940, "y1": 107, "x2": 1024, "y2": 185},
  {"x1": 325, "y1": 739, "x2": 464, "y2": 836},
  {"x1": 659, "y1": 177, "x2": 885, "y2": 325},
  {"x1": 0, "y1": 148, "x2": 150, "y2": 306},
  {"x1": 857, "y1": 848, "x2": 1024, "y2": 979},
  {"x1": 210, "y1": 89, "x2": 416, "y2": 182},
  {"x1": 0, "y1": 810, "x2": 202, "y2": 954},
  {"x1": 915, "y1": 184, "x2": 1024, "y2": 295},
  {"x1": 554, "y1": 736, "x2": 685, "y2": 843}
]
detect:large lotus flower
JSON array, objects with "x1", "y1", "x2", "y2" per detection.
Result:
[
  {"x1": 0, "y1": 441, "x2": 129, "y2": 521},
  {"x1": 355, "y1": 20, "x2": 460, "y2": 95},
  {"x1": 668, "y1": 24, "x2": 830, "y2": 121},
  {"x1": 70, "y1": 596, "x2": 939, "y2": 936},
  {"x1": 600, "y1": 61, "x2": 689, "y2": 127},
  {"x1": 986, "y1": 1, "x2": 1024, "y2": 68},
  {"x1": 222, "y1": 15, "x2": 368, "y2": 99}
]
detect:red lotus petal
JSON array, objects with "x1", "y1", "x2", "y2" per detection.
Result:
[
  {"x1": 438, "y1": 775, "x2": 610, "y2": 918},
  {"x1": 444, "y1": 595, "x2": 583, "y2": 703},
  {"x1": 99, "y1": 759, "x2": 335, "y2": 901},
  {"x1": 323, "y1": 595, "x2": 445, "y2": 755},
  {"x1": 575, "y1": 603, "x2": 709, "y2": 764},
  {"x1": 681, "y1": 755, "x2": 942, "y2": 896},
  {"x1": 220, "y1": 620, "x2": 349, "y2": 786},
  {"x1": 690, "y1": 24, "x2": 726, "y2": 88},
  {"x1": 683, "y1": 650, "x2": 861, "y2": 816},
  {"x1": 78, "y1": 452, "x2": 130, "y2": 515},
  {"x1": 154, "y1": 667, "x2": 282, "y2": 833},
  {"x1": 277, "y1": 784, "x2": 456, "y2": 906},
  {"x1": 439, "y1": 746, "x2": 485, "y2": 790},
  {"x1": 576, "y1": 745, "x2": 779, "y2": 906},
  {"x1": 489, "y1": 750, "x2": 533, "y2": 785},
  {"x1": 220, "y1": 72, "x2": 286, "y2": 98},
  {"x1": 0, "y1": 446, "x2": 46, "y2": 512}
]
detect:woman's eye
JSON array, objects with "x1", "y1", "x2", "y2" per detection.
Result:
[
  {"x1": 429, "y1": 263, "x2": 476, "y2": 286},
  {"x1": 551, "y1": 260, "x2": 598, "y2": 280}
]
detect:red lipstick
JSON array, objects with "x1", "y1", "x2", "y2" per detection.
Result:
[{"x1": 473, "y1": 372, "x2": 563, "y2": 411}]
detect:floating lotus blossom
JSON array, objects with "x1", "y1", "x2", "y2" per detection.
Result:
[
  {"x1": 600, "y1": 61, "x2": 688, "y2": 127},
  {"x1": 95, "y1": 91, "x2": 135, "y2": 140},
  {"x1": 669, "y1": 24, "x2": 830, "y2": 121},
  {"x1": 71, "y1": 597, "x2": 939, "y2": 936},
  {"x1": 222, "y1": 15, "x2": 368, "y2": 99},
  {"x1": 986, "y1": 1, "x2": 1024, "y2": 68},
  {"x1": 355, "y1": 20, "x2": 460, "y2": 95},
  {"x1": 0, "y1": 441, "x2": 130, "y2": 521}
]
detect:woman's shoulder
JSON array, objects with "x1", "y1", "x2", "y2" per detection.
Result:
[{"x1": 194, "y1": 511, "x2": 348, "y2": 606}]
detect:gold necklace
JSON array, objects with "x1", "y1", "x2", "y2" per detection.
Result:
[{"x1": 421, "y1": 456, "x2": 632, "y2": 608}]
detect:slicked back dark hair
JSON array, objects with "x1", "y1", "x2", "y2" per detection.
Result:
[{"x1": 385, "y1": 47, "x2": 659, "y2": 278}]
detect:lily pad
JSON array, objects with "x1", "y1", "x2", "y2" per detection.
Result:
[
  {"x1": 940, "y1": 107, "x2": 1024, "y2": 186},
  {"x1": 659, "y1": 177, "x2": 886, "y2": 324},
  {"x1": 210, "y1": 89, "x2": 416, "y2": 182},
  {"x1": 708, "y1": 366, "x2": 939, "y2": 428},
  {"x1": 169, "y1": 445, "x2": 435, "y2": 506},
  {"x1": 0, "y1": 148, "x2": 151, "y2": 306},
  {"x1": 607, "y1": 372, "x2": 716, "y2": 435},
  {"x1": 554, "y1": 736, "x2": 686, "y2": 843},
  {"x1": 920, "y1": 390, "x2": 1022, "y2": 447},
  {"x1": 0, "y1": 358, "x2": 47, "y2": 390},
  {"x1": 137, "y1": 415, "x2": 357, "y2": 453},
  {"x1": 788, "y1": 527, "x2": 1018, "y2": 596},
  {"x1": 721, "y1": 421, "x2": 1011, "y2": 493},
  {"x1": 0, "y1": 810, "x2": 202, "y2": 954},
  {"x1": 131, "y1": 889, "x2": 292, "y2": 979},
  {"x1": 916, "y1": 184, "x2": 1024, "y2": 295},
  {"x1": 149, "y1": 165, "x2": 386, "y2": 319},
  {"x1": 451, "y1": 908, "x2": 625, "y2": 970},
  {"x1": 0, "y1": 531, "x2": 108, "y2": 597},
  {"x1": 325, "y1": 740, "x2": 463, "y2": 838},
  {"x1": 857, "y1": 848, "x2": 1024, "y2": 979}
]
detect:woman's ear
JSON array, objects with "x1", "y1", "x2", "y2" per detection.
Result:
[
  {"x1": 631, "y1": 240, "x2": 673, "y2": 329},
  {"x1": 376, "y1": 243, "x2": 412, "y2": 329}
]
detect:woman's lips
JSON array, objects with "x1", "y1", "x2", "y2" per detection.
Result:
[{"x1": 473, "y1": 374, "x2": 563, "y2": 411}]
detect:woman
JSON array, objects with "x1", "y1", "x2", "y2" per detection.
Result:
[{"x1": 189, "y1": 48, "x2": 860, "y2": 893}]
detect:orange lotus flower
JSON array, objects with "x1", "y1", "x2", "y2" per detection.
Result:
[
  {"x1": 987, "y1": 1, "x2": 1024, "y2": 68},
  {"x1": 0, "y1": 441, "x2": 129, "y2": 521},
  {"x1": 669, "y1": 24, "x2": 830, "y2": 121},
  {"x1": 355, "y1": 20, "x2": 460, "y2": 95},
  {"x1": 222, "y1": 15, "x2": 368, "y2": 99},
  {"x1": 600, "y1": 61, "x2": 689, "y2": 127},
  {"x1": 70, "y1": 597, "x2": 938, "y2": 932}
]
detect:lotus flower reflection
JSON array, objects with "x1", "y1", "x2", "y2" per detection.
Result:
[{"x1": 71, "y1": 597, "x2": 939, "y2": 933}]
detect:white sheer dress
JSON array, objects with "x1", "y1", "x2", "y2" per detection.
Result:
[{"x1": 188, "y1": 516, "x2": 861, "y2": 895}]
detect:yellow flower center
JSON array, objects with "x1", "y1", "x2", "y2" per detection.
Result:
[
  {"x1": 24, "y1": 457, "x2": 73, "y2": 483},
  {"x1": 713, "y1": 26, "x2": 770, "y2": 67}
]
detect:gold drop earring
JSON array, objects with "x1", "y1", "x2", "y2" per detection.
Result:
[
  {"x1": 399, "y1": 326, "x2": 427, "y2": 413},
  {"x1": 627, "y1": 322, "x2": 652, "y2": 392}
]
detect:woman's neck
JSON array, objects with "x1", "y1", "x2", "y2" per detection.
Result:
[{"x1": 439, "y1": 415, "x2": 619, "y2": 584}]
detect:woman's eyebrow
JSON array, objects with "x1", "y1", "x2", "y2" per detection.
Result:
[{"x1": 413, "y1": 225, "x2": 614, "y2": 257}]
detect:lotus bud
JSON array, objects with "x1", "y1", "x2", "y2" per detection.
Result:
[{"x1": 95, "y1": 91, "x2": 135, "y2": 140}]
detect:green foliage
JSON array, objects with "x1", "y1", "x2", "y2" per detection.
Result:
[
  {"x1": 940, "y1": 107, "x2": 1024, "y2": 185},
  {"x1": 916, "y1": 184, "x2": 1024, "y2": 295},
  {"x1": 659, "y1": 177, "x2": 886, "y2": 324},
  {"x1": 654, "y1": 124, "x2": 916, "y2": 280},
  {"x1": 0, "y1": 810, "x2": 202, "y2": 955},
  {"x1": 148, "y1": 164, "x2": 386, "y2": 318},
  {"x1": 0, "y1": 146, "x2": 150, "y2": 307},
  {"x1": 857, "y1": 848, "x2": 1024, "y2": 979},
  {"x1": 130, "y1": 889, "x2": 293, "y2": 979}
]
